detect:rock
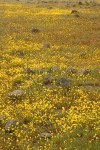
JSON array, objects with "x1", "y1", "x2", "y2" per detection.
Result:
[
  {"x1": 43, "y1": 44, "x2": 50, "y2": 49},
  {"x1": 43, "y1": 77, "x2": 56, "y2": 86},
  {"x1": 25, "y1": 68, "x2": 35, "y2": 74},
  {"x1": 71, "y1": 10, "x2": 78, "y2": 14},
  {"x1": 56, "y1": 78, "x2": 72, "y2": 88},
  {"x1": 31, "y1": 28, "x2": 40, "y2": 33},
  {"x1": 66, "y1": 68, "x2": 77, "y2": 74},
  {"x1": 40, "y1": 132, "x2": 51, "y2": 138},
  {"x1": 78, "y1": 2, "x2": 83, "y2": 5},
  {"x1": 5, "y1": 120, "x2": 19, "y2": 133},
  {"x1": 78, "y1": 69, "x2": 91, "y2": 75},
  {"x1": 8, "y1": 90, "x2": 25, "y2": 99}
]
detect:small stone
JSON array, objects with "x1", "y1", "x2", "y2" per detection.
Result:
[
  {"x1": 78, "y1": 69, "x2": 91, "y2": 75},
  {"x1": 66, "y1": 68, "x2": 77, "y2": 74},
  {"x1": 43, "y1": 77, "x2": 55, "y2": 86},
  {"x1": 8, "y1": 90, "x2": 25, "y2": 99},
  {"x1": 43, "y1": 44, "x2": 50, "y2": 49},
  {"x1": 71, "y1": 10, "x2": 78, "y2": 14},
  {"x1": 31, "y1": 28, "x2": 40, "y2": 33},
  {"x1": 56, "y1": 78, "x2": 72, "y2": 88},
  {"x1": 40, "y1": 132, "x2": 51, "y2": 138},
  {"x1": 78, "y1": 2, "x2": 83, "y2": 5},
  {"x1": 5, "y1": 120, "x2": 19, "y2": 133}
]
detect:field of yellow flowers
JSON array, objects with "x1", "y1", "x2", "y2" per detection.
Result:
[{"x1": 0, "y1": 1, "x2": 100, "y2": 150}]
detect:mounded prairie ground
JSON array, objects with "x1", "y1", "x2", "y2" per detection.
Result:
[{"x1": 0, "y1": 1, "x2": 100, "y2": 150}]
